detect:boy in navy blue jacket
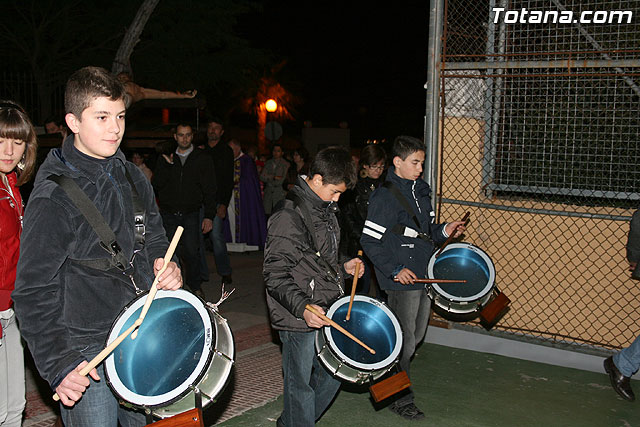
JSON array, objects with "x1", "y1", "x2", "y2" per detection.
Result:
[{"x1": 360, "y1": 135, "x2": 465, "y2": 421}]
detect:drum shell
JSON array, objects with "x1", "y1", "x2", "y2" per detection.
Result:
[
  {"x1": 154, "y1": 307, "x2": 234, "y2": 418},
  {"x1": 315, "y1": 295, "x2": 402, "y2": 384},
  {"x1": 104, "y1": 289, "x2": 234, "y2": 418},
  {"x1": 427, "y1": 242, "x2": 496, "y2": 315}
]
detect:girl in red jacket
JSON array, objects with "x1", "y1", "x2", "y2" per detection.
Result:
[{"x1": 0, "y1": 100, "x2": 37, "y2": 427}]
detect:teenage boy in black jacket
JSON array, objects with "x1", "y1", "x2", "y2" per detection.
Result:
[
  {"x1": 264, "y1": 146, "x2": 363, "y2": 427},
  {"x1": 13, "y1": 66, "x2": 182, "y2": 426},
  {"x1": 361, "y1": 136, "x2": 465, "y2": 421}
]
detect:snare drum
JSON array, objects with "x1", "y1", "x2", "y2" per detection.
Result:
[
  {"x1": 427, "y1": 242, "x2": 496, "y2": 315},
  {"x1": 104, "y1": 289, "x2": 234, "y2": 418},
  {"x1": 315, "y1": 295, "x2": 402, "y2": 384}
]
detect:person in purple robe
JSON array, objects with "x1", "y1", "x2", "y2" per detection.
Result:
[{"x1": 224, "y1": 139, "x2": 267, "y2": 251}]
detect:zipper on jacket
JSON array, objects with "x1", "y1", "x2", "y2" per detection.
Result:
[
  {"x1": 0, "y1": 176, "x2": 22, "y2": 227},
  {"x1": 411, "y1": 181, "x2": 422, "y2": 214},
  {"x1": 326, "y1": 216, "x2": 344, "y2": 295}
]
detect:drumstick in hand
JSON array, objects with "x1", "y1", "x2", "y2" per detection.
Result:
[
  {"x1": 53, "y1": 322, "x2": 139, "y2": 401},
  {"x1": 346, "y1": 250, "x2": 363, "y2": 321},
  {"x1": 394, "y1": 278, "x2": 467, "y2": 284},
  {"x1": 435, "y1": 211, "x2": 470, "y2": 258},
  {"x1": 53, "y1": 227, "x2": 184, "y2": 401},
  {"x1": 305, "y1": 304, "x2": 375, "y2": 355},
  {"x1": 131, "y1": 226, "x2": 183, "y2": 340}
]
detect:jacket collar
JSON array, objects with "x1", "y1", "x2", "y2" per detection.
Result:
[
  {"x1": 386, "y1": 165, "x2": 431, "y2": 201},
  {"x1": 5, "y1": 171, "x2": 17, "y2": 188},
  {"x1": 386, "y1": 165, "x2": 416, "y2": 189},
  {"x1": 57, "y1": 134, "x2": 127, "y2": 183},
  {"x1": 295, "y1": 175, "x2": 338, "y2": 214}
]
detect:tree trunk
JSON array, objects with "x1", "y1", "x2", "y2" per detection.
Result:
[{"x1": 111, "y1": 0, "x2": 161, "y2": 76}]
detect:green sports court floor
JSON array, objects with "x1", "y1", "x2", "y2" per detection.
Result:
[{"x1": 217, "y1": 342, "x2": 638, "y2": 427}]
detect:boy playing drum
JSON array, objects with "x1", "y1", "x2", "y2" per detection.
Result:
[
  {"x1": 264, "y1": 146, "x2": 363, "y2": 427},
  {"x1": 360, "y1": 136, "x2": 465, "y2": 421}
]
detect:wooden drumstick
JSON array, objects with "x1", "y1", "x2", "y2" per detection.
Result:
[
  {"x1": 52, "y1": 226, "x2": 184, "y2": 402},
  {"x1": 53, "y1": 322, "x2": 140, "y2": 401},
  {"x1": 346, "y1": 250, "x2": 363, "y2": 321},
  {"x1": 394, "y1": 278, "x2": 467, "y2": 284},
  {"x1": 435, "y1": 211, "x2": 470, "y2": 258},
  {"x1": 130, "y1": 226, "x2": 183, "y2": 340},
  {"x1": 305, "y1": 304, "x2": 375, "y2": 355}
]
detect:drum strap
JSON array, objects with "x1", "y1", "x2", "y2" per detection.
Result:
[
  {"x1": 382, "y1": 181, "x2": 434, "y2": 245},
  {"x1": 284, "y1": 193, "x2": 341, "y2": 283},
  {"x1": 48, "y1": 171, "x2": 144, "y2": 273}
]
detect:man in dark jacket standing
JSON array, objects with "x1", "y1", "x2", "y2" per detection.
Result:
[
  {"x1": 361, "y1": 136, "x2": 465, "y2": 421},
  {"x1": 153, "y1": 123, "x2": 217, "y2": 299},
  {"x1": 264, "y1": 146, "x2": 363, "y2": 427},
  {"x1": 201, "y1": 116, "x2": 234, "y2": 285}
]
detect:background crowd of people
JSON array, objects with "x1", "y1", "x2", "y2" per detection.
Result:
[{"x1": 123, "y1": 122, "x2": 394, "y2": 300}]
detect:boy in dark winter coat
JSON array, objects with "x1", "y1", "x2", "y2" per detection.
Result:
[
  {"x1": 361, "y1": 136, "x2": 465, "y2": 421},
  {"x1": 12, "y1": 66, "x2": 183, "y2": 426},
  {"x1": 264, "y1": 146, "x2": 363, "y2": 427}
]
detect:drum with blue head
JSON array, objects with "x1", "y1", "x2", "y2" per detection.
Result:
[
  {"x1": 427, "y1": 242, "x2": 496, "y2": 315},
  {"x1": 104, "y1": 289, "x2": 234, "y2": 418},
  {"x1": 315, "y1": 295, "x2": 402, "y2": 384}
]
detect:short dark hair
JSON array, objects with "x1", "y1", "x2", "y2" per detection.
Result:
[
  {"x1": 295, "y1": 146, "x2": 309, "y2": 161},
  {"x1": 308, "y1": 146, "x2": 356, "y2": 189},
  {"x1": 392, "y1": 135, "x2": 425, "y2": 161},
  {"x1": 359, "y1": 144, "x2": 387, "y2": 167},
  {"x1": 271, "y1": 142, "x2": 283, "y2": 153},
  {"x1": 174, "y1": 122, "x2": 193, "y2": 132},
  {"x1": 65, "y1": 66, "x2": 126, "y2": 119},
  {"x1": 206, "y1": 115, "x2": 224, "y2": 127},
  {"x1": 0, "y1": 100, "x2": 38, "y2": 185}
]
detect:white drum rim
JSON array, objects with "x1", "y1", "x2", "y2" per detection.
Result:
[
  {"x1": 428, "y1": 242, "x2": 495, "y2": 302},
  {"x1": 324, "y1": 295, "x2": 402, "y2": 371},
  {"x1": 105, "y1": 289, "x2": 214, "y2": 407}
]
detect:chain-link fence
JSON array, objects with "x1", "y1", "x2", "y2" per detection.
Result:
[{"x1": 429, "y1": 0, "x2": 640, "y2": 350}]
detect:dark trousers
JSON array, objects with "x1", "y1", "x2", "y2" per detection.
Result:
[
  {"x1": 386, "y1": 288, "x2": 431, "y2": 406},
  {"x1": 277, "y1": 330, "x2": 341, "y2": 426},
  {"x1": 161, "y1": 211, "x2": 202, "y2": 291}
]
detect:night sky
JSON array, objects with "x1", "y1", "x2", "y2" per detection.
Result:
[{"x1": 241, "y1": 1, "x2": 430, "y2": 143}]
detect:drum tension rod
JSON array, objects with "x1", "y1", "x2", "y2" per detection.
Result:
[
  {"x1": 144, "y1": 407, "x2": 154, "y2": 424},
  {"x1": 193, "y1": 387, "x2": 203, "y2": 412}
]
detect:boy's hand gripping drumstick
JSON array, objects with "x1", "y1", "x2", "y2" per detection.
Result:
[
  {"x1": 305, "y1": 304, "x2": 375, "y2": 355},
  {"x1": 52, "y1": 226, "x2": 184, "y2": 402},
  {"x1": 435, "y1": 212, "x2": 470, "y2": 258}
]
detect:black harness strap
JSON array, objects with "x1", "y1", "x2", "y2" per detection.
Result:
[
  {"x1": 48, "y1": 169, "x2": 146, "y2": 273},
  {"x1": 49, "y1": 174, "x2": 130, "y2": 271},
  {"x1": 124, "y1": 169, "x2": 146, "y2": 245}
]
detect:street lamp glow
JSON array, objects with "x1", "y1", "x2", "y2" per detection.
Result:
[{"x1": 265, "y1": 99, "x2": 278, "y2": 112}]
